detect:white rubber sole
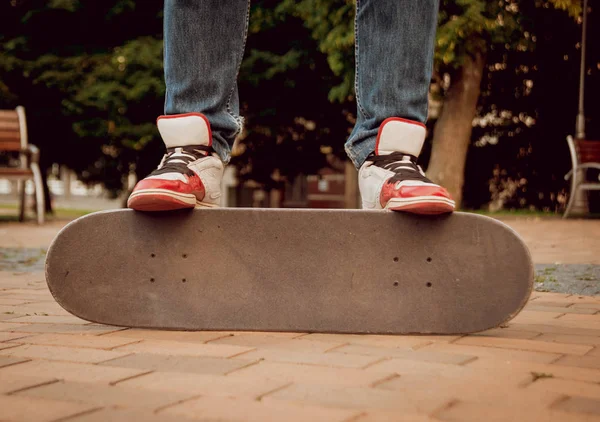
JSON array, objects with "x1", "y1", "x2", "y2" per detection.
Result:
[
  {"x1": 127, "y1": 189, "x2": 217, "y2": 211},
  {"x1": 384, "y1": 196, "x2": 456, "y2": 214}
]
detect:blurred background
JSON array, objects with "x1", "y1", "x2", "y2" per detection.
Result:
[{"x1": 0, "y1": 0, "x2": 598, "y2": 219}]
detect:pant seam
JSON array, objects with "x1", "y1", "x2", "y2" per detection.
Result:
[
  {"x1": 354, "y1": 0, "x2": 371, "y2": 121},
  {"x1": 225, "y1": 0, "x2": 251, "y2": 138}
]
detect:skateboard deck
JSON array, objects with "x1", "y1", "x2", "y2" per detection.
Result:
[{"x1": 45, "y1": 209, "x2": 533, "y2": 334}]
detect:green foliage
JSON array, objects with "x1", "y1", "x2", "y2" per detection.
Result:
[{"x1": 0, "y1": 0, "x2": 591, "y2": 209}]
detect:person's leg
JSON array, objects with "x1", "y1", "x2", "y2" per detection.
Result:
[
  {"x1": 164, "y1": 0, "x2": 250, "y2": 163},
  {"x1": 348, "y1": 0, "x2": 454, "y2": 214},
  {"x1": 128, "y1": 0, "x2": 250, "y2": 211}
]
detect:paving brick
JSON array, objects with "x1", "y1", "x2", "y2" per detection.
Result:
[
  {"x1": 0, "y1": 297, "x2": 30, "y2": 305},
  {"x1": 365, "y1": 358, "x2": 478, "y2": 378},
  {"x1": 556, "y1": 314, "x2": 600, "y2": 329},
  {"x1": 352, "y1": 411, "x2": 439, "y2": 422},
  {"x1": 527, "y1": 377, "x2": 600, "y2": 399},
  {"x1": 101, "y1": 353, "x2": 257, "y2": 375},
  {"x1": 298, "y1": 333, "x2": 437, "y2": 349},
  {"x1": 268, "y1": 383, "x2": 454, "y2": 414},
  {"x1": 455, "y1": 335, "x2": 593, "y2": 355},
  {"x1": 466, "y1": 357, "x2": 600, "y2": 383},
  {"x1": 0, "y1": 359, "x2": 148, "y2": 384},
  {"x1": 229, "y1": 360, "x2": 391, "y2": 387},
  {"x1": 120, "y1": 371, "x2": 288, "y2": 399},
  {"x1": 0, "y1": 304, "x2": 57, "y2": 315},
  {"x1": 536, "y1": 333, "x2": 600, "y2": 346},
  {"x1": 331, "y1": 344, "x2": 476, "y2": 365},
  {"x1": 0, "y1": 272, "x2": 46, "y2": 284},
  {"x1": 0, "y1": 355, "x2": 29, "y2": 369},
  {"x1": 112, "y1": 339, "x2": 253, "y2": 357},
  {"x1": 0, "y1": 374, "x2": 57, "y2": 394},
  {"x1": 0, "y1": 343, "x2": 131, "y2": 363},
  {"x1": 553, "y1": 396, "x2": 600, "y2": 416},
  {"x1": 12, "y1": 301, "x2": 72, "y2": 316},
  {"x1": 163, "y1": 395, "x2": 359, "y2": 422},
  {"x1": 435, "y1": 400, "x2": 590, "y2": 422},
  {"x1": 0, "y1": 294, "x2": 52, "y2": 301},
  {"x1": 232, "y1": 348, "x2": 381, "y2": 368},
  {"x1": 586, "y1": 347, "x2": 600, "y2": 357},
  {"x1": 0, "y1": 331, "x2": 31, "y2": 342},
  {"x1": 554, "y1": 355, "x2": 600, "y2": 370},
  {"x1": 532, "y1": 292, "x2": 574, "y2": 300},
  {"x1": 421, "y1": 342, "x2": 561, "y2": 363},
  {"x1": 1, "y1": 288, "x2": 52, "y2": 296},
  {"x1": 376, "y1": 372, "x2": 561, "y2": 407},
  {"x1": 0, "y1": 312, "x2": 25, "y2": 321},
  {"x1": 6, "y1": 333, "x2": 140, "y2": 349},
  {"x1": 225, "y1": 331, "x2": 303, "y2": 339},
  {"x1": 0, "y1": 322, "x2": 125, "y2": 335},
  {"x1": 510, "y1": 310, "x2": 566, "y2": 324},
  {"x1": 571, "y1": 303, "x2": 600, "y2": 311},
  {"x1": 527, "y1": 301, "x2": 573, "y2": 308},
  {"x1": 0, "y1": 322, "x2": 28, "y2": 331},
  {"x1": 472, "y1": 327, "x2": 541, "y2": 339},
  {"x1": 6, "y1": 314, "x2": 89, "y2": 324},
  {"x1": 104, "y1": 328, "x2": 230, "y2": 343},
  {"x1": 0, "y1": 342, "x2": 22, "y2": 351},
  {"x1": 525, "y1": 304, "x2": 598, "y2": 314},
  {"x1": 540, "y1": 295, "x2": 600, "y2": 305},
  {"x1": 508, "y1": 323, "x2": 600, "y2": 337},
  {"x1": 16, "y1": 380, "x2": 199, "y2": 411},
  {"x1": 210, "y1": 335, "x2": 342, "y2": 353},
  {"x1": 0, "y1": 394, "x2": 97, "y2": 422},
  {"x1": 64, "y1": 408, "x2": 198, "y2": 422}
]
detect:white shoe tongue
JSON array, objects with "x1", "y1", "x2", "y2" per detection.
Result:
[
  {"x1": 157, "y1": 114, "x2": 212, "y2": 148},
  {"x1": 376, "y1": 118, "x2": 427, "y2": 157}
]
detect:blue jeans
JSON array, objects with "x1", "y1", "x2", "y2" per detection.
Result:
[{"x1": 164, "y1": 0, "x2": 439, "y2": 168}]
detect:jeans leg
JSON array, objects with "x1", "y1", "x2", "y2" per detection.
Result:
[
  {"x1": 345, "y1": 0, "x2": 439, "y2": 168},
  {"x1": 163, "y1": 0, "x2": 250, "y2": 163}
]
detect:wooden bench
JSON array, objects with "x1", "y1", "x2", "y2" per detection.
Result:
[
  {"x1": 564, "y1": 136, "x2": 600, "y2": 218},
  {"x1": 0, "y1": 106, "x2": 44, "y2": 224}
]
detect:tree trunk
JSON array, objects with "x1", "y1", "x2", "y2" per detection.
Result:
[{"x1": 427, "y1": 52, "x2": 485, "y2": 208}]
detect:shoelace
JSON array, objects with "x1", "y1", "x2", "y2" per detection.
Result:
[
  {"x1": 151, "y1": 146, "x2": 212, "y2": 176},
  {"x1": 368, "y1": 152, "x2": 431, "y2": 184}
]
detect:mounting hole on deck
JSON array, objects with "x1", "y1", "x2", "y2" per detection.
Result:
[
  {"x1": 151, "y1": 253, "x2": 156, "y2": 258},
  {"x1": 182, "y1": 254, "x2": 188, "y2": 258},
  {"x1": 426, "y1": 257, "x2": 432, "y2": 263},
  {"x1": 150, "y1": 278, "x2": 155, "y2": 283},
  {"x1": 426, "y1": 282, "x2": 432, "y2": 287},
  {"x1": 393, "y1": 257, "x2": 399, "y2": 262},
  {"x1": 182, "y1": 278, "x2": 187, "y2": 283},
  {"x1": 393, "y1": 281, "x2": 399, "y2": 287}
]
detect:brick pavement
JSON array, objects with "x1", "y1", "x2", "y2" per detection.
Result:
[{"x1": 0, "y1": 216, "x2": 599, "y2": 421}]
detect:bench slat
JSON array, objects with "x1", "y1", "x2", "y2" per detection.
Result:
[
  {"x1": 0, "y1": 110, "x2": 18, "y2": 121},
  {"x1": 0, "y1": 168, "x2": 32, "y2": 176},
  {"x1": 0, "y1": 140, "x2": 22, "y2": 151},
  {"x1": 0, "y1": 121, "x2": 20, "y2": 131}
]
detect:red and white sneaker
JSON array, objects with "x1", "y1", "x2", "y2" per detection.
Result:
[
  {"x1": 127, "y1": 113, "x2": 224, "y2": 211},
  {"x1": 358, "y1": 118, "x2": 455, "y2": 214}
]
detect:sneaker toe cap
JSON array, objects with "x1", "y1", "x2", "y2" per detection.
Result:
[{"x1": 398, "y1": 184, "x2": 453, "y2": 199}]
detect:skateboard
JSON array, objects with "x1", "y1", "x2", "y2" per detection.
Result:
[{"x1": 45, "y1": 209, "x2": 533, "y2": 334}]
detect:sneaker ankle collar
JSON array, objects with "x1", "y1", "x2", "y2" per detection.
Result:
[
  {"x1": 157, "y1": 113, "x2": 212, "y2": 148},
  {"x1": 375, "y1": 117, "x2": 426, "y2": 158}
]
